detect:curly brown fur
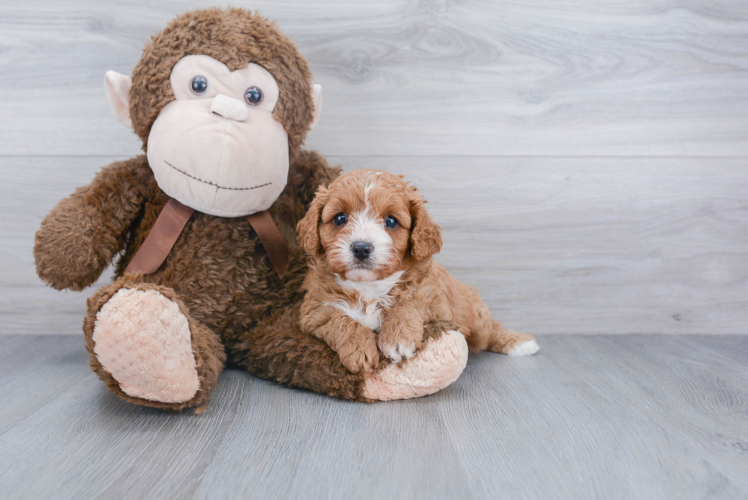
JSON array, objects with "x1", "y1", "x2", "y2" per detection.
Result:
[
  {"x1": 130, "y1": 7, "x2": 315, "y2": 162},
  {"x1": 233, "y1": 306, "x2": 370, "y2": 401},
  {"x1": 34, "y1": 156, "x2": 152, "y2": 291},
  {"x1": 298, "y1": 169, "x2": 536, "y2": 365},
  {"x1": 422, "y1": 320, "x2": 458, "y2": 343}
]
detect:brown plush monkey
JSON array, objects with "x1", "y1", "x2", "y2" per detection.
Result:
[{"x1": 34, "y1": 8, "x2": 469, "y2": 410}]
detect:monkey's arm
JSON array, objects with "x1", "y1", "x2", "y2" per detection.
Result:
[
  {"x1": 288, "y1": 150, "x2": 342, "y2": 206},
  {"x1": 300, "y1": 298, "x2": 380, "y2": 374},
  {"x1": 34, "y1": 156, "x2": 153, "y2": 291}
]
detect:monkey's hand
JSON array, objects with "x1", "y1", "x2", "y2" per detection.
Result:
[
  {"x1": 378, "y1": 301, "x2": 425, "y2": 363},
  {"x1": 34, "y1": 157, "x2": 152, "y2": 291}
]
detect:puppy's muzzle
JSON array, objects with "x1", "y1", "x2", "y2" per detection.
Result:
[{"x1": 351, "y1": 241, "x2": 374, "y2": 261}]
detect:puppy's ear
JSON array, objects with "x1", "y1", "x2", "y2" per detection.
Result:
[
  {"x1": 297, "y1": 187, "x2": 329, "y2": 256},
  {"x1": 409, "y1": 187, "x2": 442, "y2": 261}
]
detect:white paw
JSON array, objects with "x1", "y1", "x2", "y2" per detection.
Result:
[
  {"x1": 508, "y1": 340, "x2": 539, "y2": 357},
  {"x1": 380, "y1": 341, "x2": 417, "y2": 363}
]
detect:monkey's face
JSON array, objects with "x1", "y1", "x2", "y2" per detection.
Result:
[{"x1": 146, "y1": 55, "x2": 289, "y2": 217}]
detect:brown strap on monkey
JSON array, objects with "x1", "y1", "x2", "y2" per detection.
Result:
[
  {"x1": 246, "y1": 210, "x2": 290, "y2": 278},
  {"x1": 125, "y1": 198, "x2": 195, "y2": 275},
  {"x1": 125, "y1": 198, "x2": 289, "y2": 278}
]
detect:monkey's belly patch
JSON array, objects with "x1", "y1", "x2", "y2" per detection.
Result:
[{"x1": 92, "y1": 288, "x2": 200, "y2": 404}]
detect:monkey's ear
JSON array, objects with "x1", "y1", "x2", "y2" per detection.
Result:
[
  {"x1": 297, "y1": 186, "x2": 328, "y2": 256},
  {"x1": 310, "y1": 84, "x2": 322, "y2": 130},
  {"x1": 104, "y1": 71, "x2": 133, "y2": 129}
]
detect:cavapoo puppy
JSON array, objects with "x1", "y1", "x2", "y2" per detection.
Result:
[{"x1": 297, "y1": 169, "x2": 539, "y2": 374}]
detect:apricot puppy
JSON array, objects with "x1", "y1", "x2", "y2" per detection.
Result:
[{"x1": 297, "y1": 169, "x2": 538, "y2": 374}]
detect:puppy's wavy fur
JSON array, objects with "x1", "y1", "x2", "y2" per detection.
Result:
[{"x1": 297, "y1": 169, "x2": 537, "y2": 374}]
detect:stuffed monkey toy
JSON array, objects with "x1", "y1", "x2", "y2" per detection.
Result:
[{"x1": 34, "y1": 8, "x2": 468, "y2": 410}]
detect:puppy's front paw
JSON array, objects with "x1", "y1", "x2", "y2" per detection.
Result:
[
  {"x1": 338, "y1": 328, "x2": 380, "y2": 374},
  {"x1": 379, "y1": 341, "x2": 416, "y2": 363},
  {"x1": 378, "y1": 321, "x2": 423, "y2": 363}
]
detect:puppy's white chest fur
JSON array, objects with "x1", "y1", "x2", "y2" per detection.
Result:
[{"x1": 329, "y1": 271, "x2": 404, "y2": 331}]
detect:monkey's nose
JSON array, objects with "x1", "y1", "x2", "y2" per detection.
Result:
[
  {"x1": 351, "y1": 241, "x2": 374, "y2": 261},
  {"x1": 210, "y1": 94, "x2": 248, "y2": 122}
]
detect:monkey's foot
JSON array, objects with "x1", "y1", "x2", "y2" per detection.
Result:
[
  {"x1": 92, "y1": 288, "x2": 200, "y2": 404},
  {"x1": 362, "y1": 329, "x2": 468, "y2": 401}
]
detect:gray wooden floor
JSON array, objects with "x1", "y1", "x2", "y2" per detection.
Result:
[{"x1": 0, "y1": 334, "x2": 746, "y2": 500}]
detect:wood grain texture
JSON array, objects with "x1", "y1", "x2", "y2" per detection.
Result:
[
  {"x1": 0, "y1": 0, "x2": 747, "y2": 156},
  {"x1": 4, "y1": 155, "x2": 746, "y2": 336},
  {"x1": 0, "y1": 334, "x2": 746, "y2": 499}
]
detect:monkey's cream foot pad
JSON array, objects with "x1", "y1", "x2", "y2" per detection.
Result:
[
  {"x1": 93, "y1": 288, "x2": 200, "y2": 403},
  {"x1": 363, "y1": 330, "x2": 468, "y2": 401}
]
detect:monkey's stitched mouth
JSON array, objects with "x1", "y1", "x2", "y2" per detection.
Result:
[{"x1": 165, "y1": 161, "x2": 272, "y2": 191}]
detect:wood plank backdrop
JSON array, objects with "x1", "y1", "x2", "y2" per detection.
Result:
[{"x1": 1, "y1": 0, "x2": 747, "y2": 335}]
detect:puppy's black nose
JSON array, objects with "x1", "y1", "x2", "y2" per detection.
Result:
[{"x1": 351, "y1": 241, "x2": 374, "y2": 261}]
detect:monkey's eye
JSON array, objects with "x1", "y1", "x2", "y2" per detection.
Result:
[
  {"x1": 384, "y1": 216, "x2": 398, "y2": 229},
  {"x1": 333, "y1": 213, "x2": 347, "y2": 226},
  {"x1": 244, "y1": 86, "x2": 263, "y2": 106},
  {"x1": 190, "y1": 76, "x2": 208, "y2": 95}
]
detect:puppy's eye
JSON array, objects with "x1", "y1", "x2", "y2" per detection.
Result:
[
  {"x1": 333, "y1": 213, "x2": 347, "y2": 226},
  {"x1": 191, "y1": 76, "x2": 208, "y2": 95},
  {"x1": 384, "y1": 216, "x2": 398, "y2": 229},
  {"x1": 244, "y1": 86, "x2": 263, "y2": 105}
]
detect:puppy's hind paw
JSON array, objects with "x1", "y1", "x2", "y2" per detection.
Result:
[{"x1": 508, "y1": 340, "x2": 540, "y2": 357}]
